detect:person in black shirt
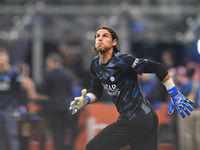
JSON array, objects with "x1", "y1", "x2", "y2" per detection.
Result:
[
  {"x1": 69, "y1": 26, "x2": 194, "y2": 150},
  {"x1": 41, "y1": 53, "x2": 80, "y2": 150}
]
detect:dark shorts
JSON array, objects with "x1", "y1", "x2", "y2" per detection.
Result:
[{"x1": 86, "y1": 110, "x2": 158, "y2": 150}]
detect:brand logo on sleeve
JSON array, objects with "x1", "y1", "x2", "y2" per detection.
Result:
[{"x1": 132, "y1": 58, "x2": 139, "y2": 68}]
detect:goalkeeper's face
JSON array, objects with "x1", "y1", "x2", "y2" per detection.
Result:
[{"x1": 95, "y1": 29, "x2": 117, "y2": 53}]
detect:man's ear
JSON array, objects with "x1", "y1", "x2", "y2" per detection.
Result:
[{"x1": 112, "y1": 39, "x2": 117, "y2": 46}]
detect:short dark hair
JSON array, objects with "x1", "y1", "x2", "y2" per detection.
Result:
[
  {"x1": 92, "y1": 26, "x2": 120, "y2": 54},
  {"x1": 46, "y1": 53, "x2": 63, "y2": 64}
]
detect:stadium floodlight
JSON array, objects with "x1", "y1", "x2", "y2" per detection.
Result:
[{"x1": 197, "y1": 39, "x2": 200, "y2": 54}]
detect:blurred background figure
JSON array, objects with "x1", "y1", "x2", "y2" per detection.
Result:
[
  {"x1": 176, "y1": 62, "x2": 200, "y2": 150},
  {"x1": 138, "y1": 73, "x2": 166, "y2": 109},
  {"x1": 161, "y1": 49, "x2": 175, "y2": 70},
  {"x1": 39, "y1": 52, "x2": 81, "y2": 150},
  {"x1": 0, "y1": 48, "x2": 21, "y2": 150},
  {"x1": 58, "y1": 39, "x2": 82, "y2": 74},
  {"x1": 15, "y1": 61, "x2": 48, "y2": 150},
  {"x1": 16, "y1": 61, "x2": 47, "y2": 101}
]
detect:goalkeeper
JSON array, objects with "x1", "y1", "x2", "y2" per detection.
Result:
[{"x1": 69, "y1": 26, "x2": 194, "y2": 150}]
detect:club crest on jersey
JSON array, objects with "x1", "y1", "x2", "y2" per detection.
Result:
[{"x1": 110, "y1": 76, "x2": 115, "y2": 82}]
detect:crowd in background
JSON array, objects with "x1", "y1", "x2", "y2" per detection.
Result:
[{"x1": 0, "y1": 48, "x2": 82, "y2": 150}]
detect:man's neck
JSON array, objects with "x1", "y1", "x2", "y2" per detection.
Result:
[{"x1": 99, "y1": 49, "x2": 113, "y2": 64}]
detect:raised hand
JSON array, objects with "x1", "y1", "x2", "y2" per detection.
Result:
[
  {"x1": 69, "y1": 89, "x2": 87, "y2": 114},
  {"x1": 168, "y1": 92, "x2": 194, "y2": 118}
]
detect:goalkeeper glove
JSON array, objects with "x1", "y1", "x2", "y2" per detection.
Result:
[
  {"x1": 168, "y1": 86, "x2": 194, "y2": 118},
  {"x1": 69, "y1": 89, "x2": 91, "y2": 114}
]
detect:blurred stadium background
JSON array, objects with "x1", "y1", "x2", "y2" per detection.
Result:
[
  {"x1": 0, "y1": 0, "x2": 200, "y2": 84},
  {"x1": 0, "y1": 0, "x2": 200, "y2": 150}
]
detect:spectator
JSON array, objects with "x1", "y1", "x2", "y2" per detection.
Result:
[
  {"x1": 176, "y1": 62, "x2": 200, "y2": 150},
  {"x1": 139, "y1": 73, "x2": 165, "y2": 108},
  {"x1": 0, "y1": 48, "x2": 21, "y2": 150},
  {"x1": 161, "y1": 49, "x2": 175, "y2": 69},
  {"x1": 40, "y1": 52, "x2": 81, "y2": 150},
  {"x1": 15, "y1": 61, "x2": 47, "y2": 150}
]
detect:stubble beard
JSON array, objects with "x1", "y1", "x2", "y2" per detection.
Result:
[{"x1": 96, "y1": 46, "x2": 111, "y2": 54}]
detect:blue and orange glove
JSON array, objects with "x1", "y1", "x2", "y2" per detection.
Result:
[{"x1": 168, "y1": 86, "x2": 194, "y2": 118}]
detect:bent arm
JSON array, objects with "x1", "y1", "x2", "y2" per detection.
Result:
[
  {"x1": 143, "y1": 60, "x2": 169, "y2": 81},
  {"x1": 143, "y1": 60, "x2": 176, "y2": 91}
]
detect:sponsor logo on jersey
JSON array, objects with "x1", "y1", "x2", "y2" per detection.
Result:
[
  {"x1": 0, "y1": 81, "x2": 10, "y2": 91},
  {"x1": 102, "y1": 83, "x2": 120, "y2": 96},
  {"x1": 132, "y1": 58, "x2": 139, "y2": 68},
  {"x1": 0, "y1": 75, "x2": 11, "y2": 91}
]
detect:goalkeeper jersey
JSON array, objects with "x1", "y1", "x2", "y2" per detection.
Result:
[{"x1": 89, "y1": 52, "x2": 153, "y2": 121}]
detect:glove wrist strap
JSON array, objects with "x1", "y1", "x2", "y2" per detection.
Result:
[
  {"x1": 168, "y1": 86, "x2": 178, "y2": 97},
  {"x1": 86, "y1": 93, "x2": 97, "y2": 104},
  {"x1": 87, "y1": 96, "x2": 91, "y2": 104}
]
